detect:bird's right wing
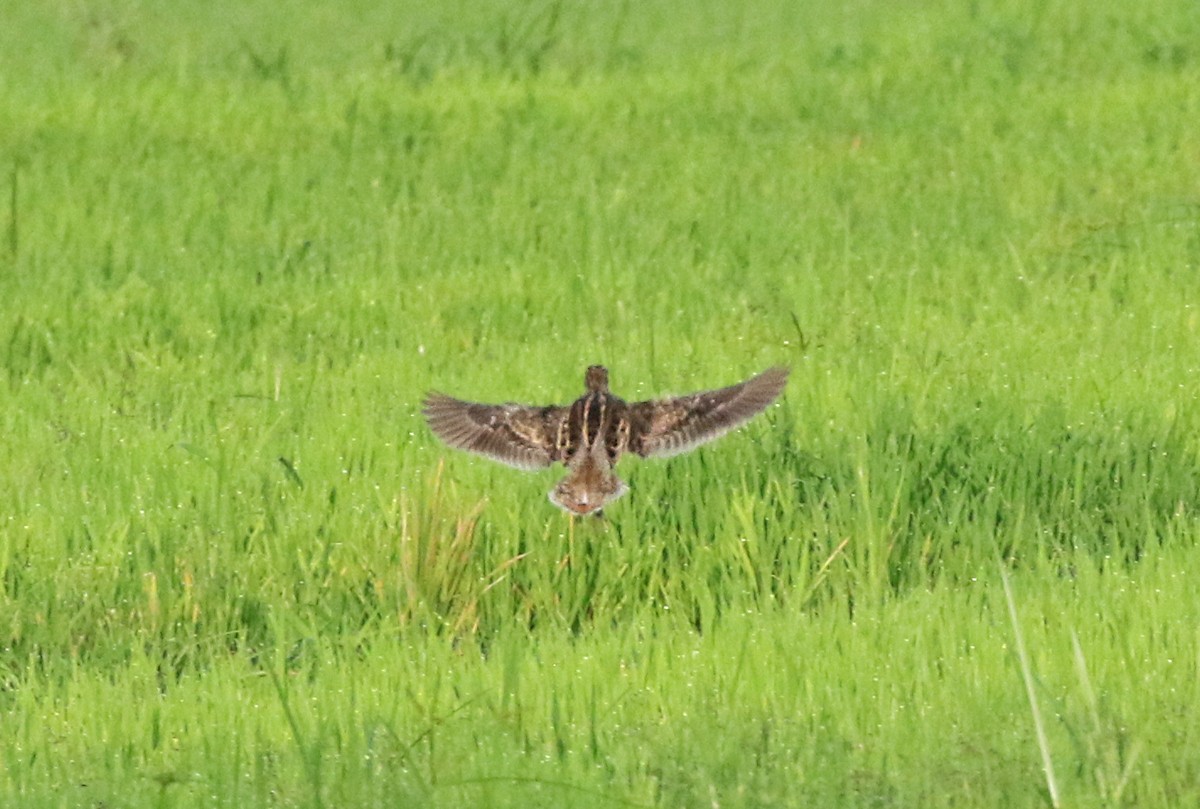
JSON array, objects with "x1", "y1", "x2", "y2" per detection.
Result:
[{"x1": 627, "y1": 367, "x2": 788, "y2": 459}]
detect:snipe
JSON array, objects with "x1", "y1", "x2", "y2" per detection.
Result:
[{"x1": 422, "y1": 366, "x2": 788, "y2": 516}]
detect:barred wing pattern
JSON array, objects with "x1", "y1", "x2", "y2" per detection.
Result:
[
  {"x1": 421, "y1": 393, "x2": 566, "y2": 470},
  {"x1": 628, "y1": 366, "x2": 789, "y2": 459}
]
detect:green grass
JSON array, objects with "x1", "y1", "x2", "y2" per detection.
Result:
[{"x1": 3, "y1": 0, "x2": 1200, "y2": 805}]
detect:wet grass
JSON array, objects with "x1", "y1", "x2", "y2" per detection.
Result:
[{"x1": 3, "y1": 0, "x2": 1200, "y2": 806}]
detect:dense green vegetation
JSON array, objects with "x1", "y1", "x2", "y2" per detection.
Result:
[{"x1": 2, "y1": 0, "x2": 1199, "y2": 806}]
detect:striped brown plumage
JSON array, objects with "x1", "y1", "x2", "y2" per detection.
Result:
[{"x1": 422, "y1": 365, "x2": 788, "y2": 515}]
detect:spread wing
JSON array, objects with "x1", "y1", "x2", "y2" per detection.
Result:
[
  {"x1": 628, "y1": 366, "x2": 788, "y2": 459},
  {"x1": 422, "y1": 393, "x2": 567, "y2": 470}
]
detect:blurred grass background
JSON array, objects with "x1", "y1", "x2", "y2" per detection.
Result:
[{"x1": 2, "y1": 0, "x2": 1200, "y2": 806}]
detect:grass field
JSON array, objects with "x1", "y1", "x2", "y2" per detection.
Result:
[{"x1": 3, "y1": 0, "x2": 1200, "y2": 806}]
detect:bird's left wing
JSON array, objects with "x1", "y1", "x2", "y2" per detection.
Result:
[{"x1": 422, "y1": 393, "x2": 567, "y2": 470}]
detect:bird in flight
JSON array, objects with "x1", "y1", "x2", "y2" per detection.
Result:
[{"x1": 422, "y1": 365, "x2": 788, "y2": 516}]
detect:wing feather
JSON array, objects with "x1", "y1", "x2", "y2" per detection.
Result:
[
  {"x1": 628, "y1": 366, "x2": 788, "y2": 459},
  {"x1": 422, "y1": 393, "x2": 566, "y2": 470}
]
